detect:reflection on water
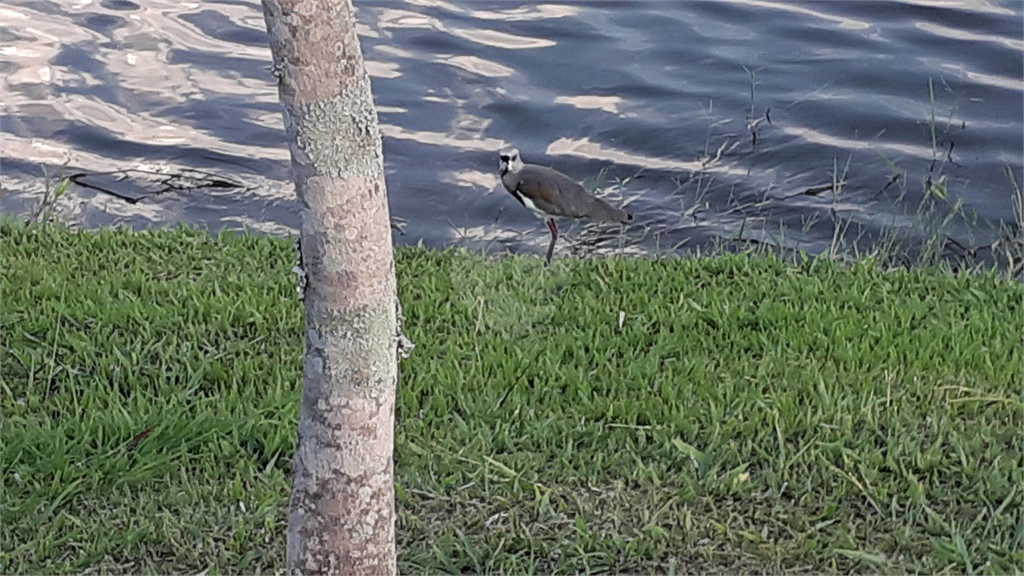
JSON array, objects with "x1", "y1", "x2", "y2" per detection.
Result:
[{"x1": 1, "y1": 0, "x2": 1021, "y2": 264}]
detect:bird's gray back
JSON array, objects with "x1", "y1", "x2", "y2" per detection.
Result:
[{"x1": 504, "y1": 163, "x2": 630, "y2": 223}]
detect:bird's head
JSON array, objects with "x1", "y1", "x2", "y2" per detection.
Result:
[{"x1": 498, "y1": 147, "x2": 523, "y2": 176}]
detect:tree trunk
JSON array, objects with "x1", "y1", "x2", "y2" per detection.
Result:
[{"x1": 261, "y1": 1, "x2": 399, "y2": 574}]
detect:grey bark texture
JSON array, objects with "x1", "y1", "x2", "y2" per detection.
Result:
[{"x1": 261, "y1": 1, "x2": 398, "y2": 574}]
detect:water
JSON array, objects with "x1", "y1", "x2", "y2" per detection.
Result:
[{"x1": 2, "y1": 0, "x2": 1021, "y2": 262}]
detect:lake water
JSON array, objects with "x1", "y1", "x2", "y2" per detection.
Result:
[{"x1": 2, "y1": 1, "x2": 1022, "y2": 263}]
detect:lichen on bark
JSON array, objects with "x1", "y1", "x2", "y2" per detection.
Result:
[
  {"x1": 262, "y1": 0, "x2": 399, "y2": 574},
  {"x1": 294, "y1": 81, "x2": 383, "y2": 180}
]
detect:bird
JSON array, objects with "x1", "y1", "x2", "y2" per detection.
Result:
[{"x1": 498, "y1": 147, "x2": 632, "y2": 265}]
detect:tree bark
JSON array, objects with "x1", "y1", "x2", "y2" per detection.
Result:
[{"x1": 261, "y1": 1, "x2": 398, "y2": 574}]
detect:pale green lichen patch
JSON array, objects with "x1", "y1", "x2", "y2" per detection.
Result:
[
  {"x1": 310, "y1": 302, "x2": 397, "y2": 394},
  {"x1": 294, "y1": 79, "x2": 383, "y2": 180}
]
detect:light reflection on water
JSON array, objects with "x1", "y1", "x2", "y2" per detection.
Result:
[{"x1": 1, "y1": 0, "x2": 1021, "y2": 263}]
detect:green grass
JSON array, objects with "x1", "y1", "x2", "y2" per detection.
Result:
[{"x1": 2, "y1": 221, "x2": 1021, "y2": 575}]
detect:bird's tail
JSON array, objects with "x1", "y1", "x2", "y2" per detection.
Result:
[{"x1": 587, "y1": 197, "x2": 633, "y2": 224}]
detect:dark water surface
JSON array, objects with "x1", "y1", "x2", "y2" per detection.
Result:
[{"x1": 2, "y1": 1, "x2": 1022, "y2": 261}]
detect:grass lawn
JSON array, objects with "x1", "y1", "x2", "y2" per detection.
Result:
[{"x1": 2, "y1": 220, "x2": 1021, "y2": 575}]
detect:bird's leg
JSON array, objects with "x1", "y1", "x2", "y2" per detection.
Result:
[{"x1": 545, "y1": 219, "x2": 558, "y2": 265}]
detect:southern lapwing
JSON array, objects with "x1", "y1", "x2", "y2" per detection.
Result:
[{"x1": 498, "y1": 147, "x2": 632, "y2": 264}]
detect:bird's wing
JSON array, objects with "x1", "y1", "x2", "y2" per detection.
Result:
[
  {"x1": 515, "y1": 166, "x2": 585, "y2": 218},
  {"x1": 518, "y1": 165, "x2": 630, "y2": 222}
]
